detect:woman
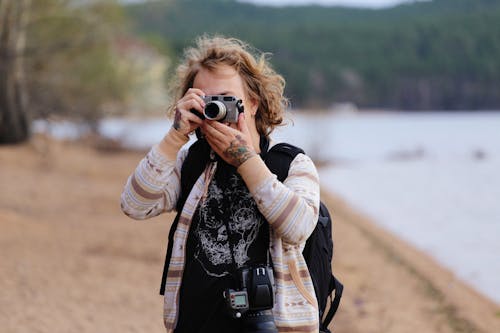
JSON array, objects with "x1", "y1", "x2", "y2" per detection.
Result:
[{"x1": 121, "y1": 35, "x2": 320, "y2": 333}]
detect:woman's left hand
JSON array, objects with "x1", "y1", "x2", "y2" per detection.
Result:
[{"x1": 201, "y1": 113, "x2": 257, "y2": 168}]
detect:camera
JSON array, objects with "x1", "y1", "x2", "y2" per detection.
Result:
[
  {"x1": 201, "y1": 95, "x2": 244, "y2": 123},
  {"x1": 224, "y1": 265, "x2": 278, "y2": 333}
]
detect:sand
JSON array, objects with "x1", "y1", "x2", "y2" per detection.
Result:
[{"x1": 1, "y1": 136, "x2": 499, "y2": 333}]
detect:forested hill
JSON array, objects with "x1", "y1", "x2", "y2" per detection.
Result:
[{"x1": 126, "y1": 0, "x2": 500, "y2": 110}]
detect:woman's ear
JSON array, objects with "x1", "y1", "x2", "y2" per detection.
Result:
[{"x1": 249, "y1": 97, "x2": 259, "y2": 117}]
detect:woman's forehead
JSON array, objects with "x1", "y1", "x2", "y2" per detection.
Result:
[
  {"x1": 196, "y1": 65, "x2": 238, "y2": 80},
  {"x1": 193, "y1": 65, "x2": 245, "y2": 94}
]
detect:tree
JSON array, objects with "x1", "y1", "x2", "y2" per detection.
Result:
[
  {"x1": 0, "y1": 0, "x2": 30, "y2": 143},
  {"x1": 26, "y1": 0, "x2": 132, "y2": 129},
  {"x1": 1, "y1": 0, "x2": 140, "y2": 144}
]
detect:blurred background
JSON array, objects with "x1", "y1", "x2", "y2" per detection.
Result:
[{"x1": 1, "y1": 0, "x2": 500, "y2": 332}]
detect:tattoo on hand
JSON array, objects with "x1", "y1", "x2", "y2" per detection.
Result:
[
  {"x1": 224, "y1": 135, "x2": 256, "y2": 167},
  {"x1": 173, "y1": 108, "x2": 182, "y2": 131}
]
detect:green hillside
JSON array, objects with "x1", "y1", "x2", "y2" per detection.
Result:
[{"x1": 126, "y1": 0, "x2": 500, "y2": 110}]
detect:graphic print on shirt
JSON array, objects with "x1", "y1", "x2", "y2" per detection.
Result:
[{"x1": 194, "y1": 174, "x2": 264, "y2": 277}]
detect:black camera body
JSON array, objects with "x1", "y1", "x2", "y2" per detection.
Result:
[
  {"x1": 224, "y1": 265, "x2": 277, "y2": 332},
  {"x1": 202, "y1": 95, "x2": 244, "y2": 123},
  {"x1": 240, "y1": 265, "x2": 275, "y2": 311}
]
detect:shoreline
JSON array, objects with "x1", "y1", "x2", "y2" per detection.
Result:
[
  {"x1": 324, "y1": 191, "x2": 500, "y2": 332},
  {"x1": 0, "y1": 137, "x2": 499, "y2": 332}
]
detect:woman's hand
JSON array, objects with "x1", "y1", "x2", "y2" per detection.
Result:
[
  {"x1": 172, "y1": 88, "x2": 206, "y2": 136},
  {"x1": 201, "y1": 113, "x2": 257, "y2": 168}
]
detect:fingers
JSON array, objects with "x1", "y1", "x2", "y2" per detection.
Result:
[
  {"x1": 203, "y1": 119, "x2": 255, "y2": 149},
  {"x1": 204, "y1": 134, "x2": 224, "y2": 158},
  {"x1": 177, "y1": 89, "x2": 206, "y2": 114},
  {"x1": 172, "y1": 88, "x2": 206, "y2": 135},
  {"x1": 202, "y1": 122, "x2": 228, "y2": 157},
  {"x1": 184, "y1": 110, "x2": 204, "y2": 126},
  {"x1": 201, "y1": 120, "x2": 228, "y2": 146},
  {"x1": 237, "y1": 113, "x2": 250, "y2": 137}
]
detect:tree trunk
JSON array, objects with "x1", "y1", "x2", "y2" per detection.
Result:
[{"x1": 0, "y1": 0, "x2": 30, "y2": 144}]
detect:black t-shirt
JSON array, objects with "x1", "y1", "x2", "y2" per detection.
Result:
[{"x1": 175, "y1": 161, "x2": 269, "y2": 333}]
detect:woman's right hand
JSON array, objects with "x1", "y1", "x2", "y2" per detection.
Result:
[{"x1": 172, "y1": 88, "x2": 206, "y2": 136}]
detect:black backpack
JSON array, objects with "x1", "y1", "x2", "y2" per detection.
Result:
[
  {"x1": 264, "y1": 143, "x2": 343, "y2": 333},
  {"x1": 159, "y1": 140, "x2": 343, "y2": 332}
]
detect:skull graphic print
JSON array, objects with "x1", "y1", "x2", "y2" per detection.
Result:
[{"x1": 193, "y1": 173, "x2": 265, "y2": 277}]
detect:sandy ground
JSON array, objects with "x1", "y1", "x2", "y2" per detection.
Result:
[{"x1": 1, "y1": 136, "x2": 499, "y2": 333}]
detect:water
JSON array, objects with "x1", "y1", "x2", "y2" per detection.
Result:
[
  {"x1": 275, "y1": 111, "x2": 500, "y2": 305},
  {"x1": 34, "y1": 111, "x2": 500, "y2": 304}
]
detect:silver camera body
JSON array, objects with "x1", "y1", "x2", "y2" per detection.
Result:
[{"x1": 202, "y1": 95, "x2": 244, "y2": 123}]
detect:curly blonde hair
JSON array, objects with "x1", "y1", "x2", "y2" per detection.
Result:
[{"x1": 167, "y1": 35, "x2": 288, "y2": 137}]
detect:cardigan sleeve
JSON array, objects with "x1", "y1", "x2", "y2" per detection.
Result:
[
  {"x1": 120, "y1": 145, "x2": 188, "y2": 220},
  {"x1": 249, "y1": 153, "x2": 320, "y2": 245}
]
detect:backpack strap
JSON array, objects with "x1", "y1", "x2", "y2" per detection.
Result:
[
  {"x1": 159, "y1": 139, "x2": 212, "y2": 295},
  {"x1": 323, "y1": 277, "x2": 344, "y2": 330},
  {"x1": 176, "y1": 139, "x2": 212, "y2": 211},
  {"x1": 264, "y1": 143, "x2": 305, "y2": 181}
]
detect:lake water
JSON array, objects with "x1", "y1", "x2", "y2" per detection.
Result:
[
  {"x1": 275, "y1": 112, "x2": 500, "y2": 305},
  {"x1": 34, "y1": 111, "x2": 500, "y2": 304}
]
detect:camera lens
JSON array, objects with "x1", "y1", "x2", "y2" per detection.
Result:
[
  {"x1": 243, "y1": 310, "x2": 278, "y2": 333},
  {"x1": 204, "y1": 101, "x2": 226, "y2": 120}
]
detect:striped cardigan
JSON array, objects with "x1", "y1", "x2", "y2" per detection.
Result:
[{"x1": 121, "y1": 142, "x2": 321, "y2": 333}]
